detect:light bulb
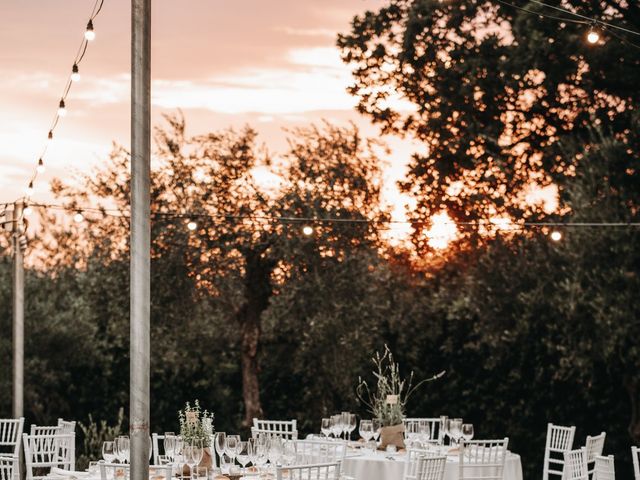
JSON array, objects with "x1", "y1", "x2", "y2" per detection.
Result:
[
  {"x1": 550, "y1": 230, "x2": 562, "y2": 242},
  {"x1": 187, "y1": 221, "x2": 197, "y2": 231},
  {"x1": 71, "y1": 64, "x2": 81, "y2": 82},
  {"x1": 23, "y1": 206, "x2": 33, "y2": 217},
  {"x1": 302, "y1": 225, "x2": 314, "y2": 236},
  {"x1": 36, "y1": 158, "x2": 45, "y2": 174},
  {"x1": 587, "y1": 27, "x2": 600, "y2": 44},
  {"x1": 73, "y1": 212, "x2": 84, "y2": 223},
  {"x1": 26, "y1": 182, "x2": 34, "y2": 196},
  {"x1": 47, "y1": 130, "x2": 53, "y2": 142},
  {"x1": 85, "y1": 20, "x2": 95, "y2": 41},
  {"x1": 58, "y1": 99, "x2": 67, "y2": 117}
]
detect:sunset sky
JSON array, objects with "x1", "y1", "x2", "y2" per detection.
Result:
[{"x1": 0, "y1": 0, "x2": 425, "y2": 240}]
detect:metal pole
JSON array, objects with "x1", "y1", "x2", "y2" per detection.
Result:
[
  {"x1": 130, "y1": 1, "x2": 151, "y2": 480},
  {"x1": 12, "y1": 202, "x2": 24, "y2": 420}
]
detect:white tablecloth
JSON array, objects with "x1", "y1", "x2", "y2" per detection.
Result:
[{"x1": 342, "y1": 449, "x2": 523, "y2": 480}]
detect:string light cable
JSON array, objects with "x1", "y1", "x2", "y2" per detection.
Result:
[{"x1": 18, "y1": 0, "x2": 107, "y2": 209}]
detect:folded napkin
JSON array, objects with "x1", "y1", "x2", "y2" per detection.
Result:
[{"x1": 50, "y1": 468, "x2": 91, "y2": 479}]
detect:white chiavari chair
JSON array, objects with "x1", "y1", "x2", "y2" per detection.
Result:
[
  {"x1": 151, "y1": 434, "x2": 170, "y2": 466},
  {"x1": 594, "y1": 455, "x2": 615, "y2": 480},
  {"x1": 252, "y1": 419, "x2": 298, "y2": 440},
  {"x1": 0, "y1": 455, "x2": 17, "y2": 480},
  {"x1": 632, "y1": 447, "x2": 639, "y2": 480},
  {"x1": 585, "y1": 433, "x2": 606, "y2": 479},
  {"x1": 99, "y1": 462, "x2": 172, "y2": 480},
  {"x1": 403, "y1": 419, "x2": 442, "y2": 444},
  {"x1": 23, "y1": 433, "x2": 75, "y2": 480},
  {"x1": 543, "y1": 423, "x2": 577, "y2": 480},
  {"x1": 562, "y1": 448, "x2": 588, "y2": 480},
  {"x1": 459, "y1": 438, "x2": 509, "y2": 480},
  {"x1": 403, "y1": 449, "x2": 446, "y2": 480},
  {"x1": 276, "y1": 462, "x2": 340, "y2": 480},
  {"x1": 56, "y1": 420, "x2": 76, "y2": 435},
  {"x1": 0, "y1": 418, "x2": 24, "y2": 480},
  {"x1": 294, "y1": 439, "x2": 346, "y2": 465}
]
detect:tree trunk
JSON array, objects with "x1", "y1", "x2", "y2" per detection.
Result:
[
  {"x1": 237, "y1": 249, "x2": 273, "y2": 428},
  {"x1": 624, "y1": 376, "x2": 640, "y2": 443}
]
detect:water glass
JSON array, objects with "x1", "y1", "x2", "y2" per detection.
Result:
[
  {"x1": 102, "y1": 441, "x2": 116, "y2": 463},
  {"x1": 321, "y1": 418, "x2": 331, "y2": 438},
  {"x1": 462, "y1": 424, "x2": 474, "y2": 443},
  {"x1": 359, "y1": 420, "x2": 373, "y2": 442}
]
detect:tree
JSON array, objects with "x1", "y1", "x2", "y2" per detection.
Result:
[
  {"x1": 47, "y1": 115, "x2": 388, "y2": 426},
  {"x1": 338, "y1": 0, "x2": 639, "y2": 252}
]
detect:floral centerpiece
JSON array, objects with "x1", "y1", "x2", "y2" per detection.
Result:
[
  {"x1": 178, "y1": 400, "x2": 214, "y2": 474},
  {"x1": 356, "y1": 345, "x2": 445, "y2": 449}
]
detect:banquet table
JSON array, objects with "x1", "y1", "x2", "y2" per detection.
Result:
[{"x1": 341, "y1": 448, "x2": 523, "y2": 480}]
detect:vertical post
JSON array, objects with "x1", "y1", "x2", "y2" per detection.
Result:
[
  {"x1": 130, "y1": 1, "x2": 151, "y2": 480},
  {"x1": 12, "y1": 202, "x2": 24, "y2": 420}
]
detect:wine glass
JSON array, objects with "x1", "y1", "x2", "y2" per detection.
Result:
[
  {"x1": 163, "y1": 434, "x2": 175, "y2": 463},
  {"x1": 462, "y1": 424, "x2": 474, "y2": 443},
  {"x1": 404, "y1": 421, "x2": 418, "y2": 449},
  {"x1": 191, "y1": 439, "x2": 204, "y2": 479},
  {"x1": 372, "y1": 419, "x2": 382, "y2": 444},
  {"x1": 321, "y1": 418, "x2": 332, "y2": 438},
  {"x1": 115, "y1": 436, "x2": 130, "y2": 464},
  {"x1": 281, "y1": 440, "x2": 296, "y2": 467},
  {"x1": 341, "y1": 412, "x2": 350, "y2": 440},
  {"x1": 449, "y1": 418, "x2": 463, "y2": 446},
  {"x1": 236, "y1": 441, "x2": 250, "y2": 475},
  {"x1": 225, "y1": 435, "x2": 240, "y2": 467},
  {"x1": 267, "y1": 436, "x2": 283, "y2": 468},
  {"x1": 439, "y1": 416, "x2": 449, "y2": 446},
  {"x1": 347, "y1": 414, "x2": 357, "y2": 442},
  {"x1": 254, "y1": 442, "x2": 269, "y2": 475},
  {"x1": 247, "y1": 438, "x2": 257, "y2": 470},
  {"x1": 330, "y1": 415, "x2": 342, "y2": 439},
  {"x1": 214, "y1": 432, "x2": 226, "y2": 467},
  {"x1": 359, "y1": 420, "x2": 373, "y2": 442},
  {"x1": 102, "y1": 441, "x2": 116, "y2": 463},
  {"x1": 418, "y1": 420, "x2": 431, "y2": 447}
]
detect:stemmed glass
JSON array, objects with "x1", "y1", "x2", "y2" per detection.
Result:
[
  {"x1": 163, "y1": 434, "x2": 176, "y2": 463},
  {"x1": 330, "y1": 415, "x2": 342, "y2": 440},
  {"x1": 449, "y1": 418, "x2": 463, "y2": 447},
  {"x1": 462, "y1": 424, "x2": 474, "y2": 443},
  {"x1": 321, "y1": 418, "x2": 332, "y2": 438},
  {"x1": 359, "y1": 420, "x2": 373, "y2": 442},
  {"x1": 372, "y1": 419, "x2": 382, "y2": 445},
  {"x1": 225, "y1": 435, "x2": 240, "y2": 469},
  {"x1": 439, "y1": 416, "x2": 449, "y2": 446},
  {"x1": 102, "y1": 441, "x2": 116, "y2": 463},
  {"x1": 341, "y1": 412, "x2": 350, "y2": 440},
  {"x1": 214, "y1": 433, "x2": 226, "y2": 468},
  {"x1": 418, "y1": 420, "x2": 431, "y2": 448},
  {"x1": 236, "y1": 441, "x2": 250, "y2": 475},
  {"x1": 267, "y1": 436, "x2": 283, "y2": 469},
  {"x1": 254, "y1": 441, "x2": 269, "y2": 475},
  {"x1": 115, "y1": 436, "x2": 130, "y2": 464},
  {"x1": 281, "y1": 440, "x2": 296, "y2": 467},
  {"x1": 404, "y1": 421, "x2": 418, "y2": 449},
  {"x1": 192, "y1": 439, "x2": 204, "y2": 479},
  {"x1": 347, "y1": 414, "x2": 357, "y2": 442},
  {"x1": 248, "y1": 438, "x2": 257, "y2": 471}
]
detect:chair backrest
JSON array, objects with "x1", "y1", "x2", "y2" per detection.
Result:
[
  {"x1": 23, "y1": 433, "x2": 75, "y2": 480},
  {"x1": 252, "y1": 419, "x2": 298, "y2": 440},
  {"x1": 56, "y1": 420, "x2": 76, "y2": 435},
  {"x1": 416, "y1": 455, "x2": 447, "y2": 480},
  {"x1": 562, "y1": 448, "x2": 588, "y2": 480},
  {"x1": 403, "y1": 418, "x2": 442, "y2": 443},
  {"x1": 458, "y1": 438, "x2": 509, "y2": 480},
  {"x1": 294, "y1": 440, "x2": 346, "y2": 465},
  {"x1": 403, "y1": 449, "x2": 446, "y2": 480},
  {"x1": 0, "y1": 455, "x2": 17, "y2": 480},
  {"x1": 543, "y1": 423, "x2": 577, "y2": 480},
  {"x1": 276, "y1": 462, "x2": 340, "y2": 480},
  {"x1": 29, "y1": 426, "x2": 61, "y2": 437},
  {"x1": 594, "y1": 455, "x2": 615, "y2": 480},
  {"x1": 0, "y1": 419, "x2": 24, "y2": 459},
  {"x1": 99, "y1": 462, "x2": 172, "y2": 480},
  {"x1": 585, "y1": 432, "x2": 606, "y2": 477},
  {"x1": 632, "y1": 447, "x2": 640, "y2": 480}
]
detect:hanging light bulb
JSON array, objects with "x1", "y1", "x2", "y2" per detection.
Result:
[
  {"x1": 187, "y1": 220, "x2": 197, "y2": 231},
  {"x1": 36, "y1": 158, "x2": 45, "y2": 174},
  {"x1": 550, "y1": 230, "x2": 562, "y2": 242},
  {"x1": 302, "y1": 225, "x2": 314, "y2": 236},
  {"x1": 71, "y1": 64, "x2": 81, "y2": 82},
  {"x1": 84, "y1": 20, "x2": 95, "y2": 41},
  {"x1": 23, "y1": 206, "x2": 33, "y2": 217},
  {"x1": 47, "y1": 130, "x2": 53, "y2": 142},
  {"x1": 587, "y1": 25, "x2": 600, "y2": 44},
  {"x1": 57, "y1": 99, "x2": 67, "y2": 117},
  {"x1": 25, "y1": 181, "x2": 34, "y2": 196},
  {"x1": 73, "y1": 211, "x2": 84, "y2": 223}
]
